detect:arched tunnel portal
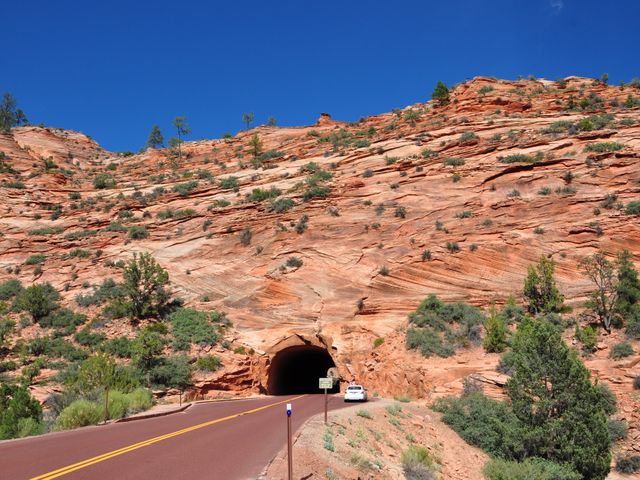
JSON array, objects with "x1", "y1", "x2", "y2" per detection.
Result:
[{"x1": 267, "y1": 345, "x2": 339, "y2": 395}]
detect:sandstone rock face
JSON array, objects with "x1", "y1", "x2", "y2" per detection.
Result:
[{"x1": 1, "y1": 76, "x2": 639, "y2": 449}]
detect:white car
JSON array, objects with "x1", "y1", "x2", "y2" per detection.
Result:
[{"x1": 344, "y1": 384, "x2": 368, "y2": 402}]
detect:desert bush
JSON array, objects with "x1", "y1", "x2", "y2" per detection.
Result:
[
  {"x1": 24, "y1": 254, "x2": 46, "y2": 265},
  {"x1": 93, "y1": 173, "x2": 116, "y2": 189},
  {"x1": 625, "y1": 201, "x2": 640, "y2": 215},
  {"x1": 499, "y1": 153, "x2": 543, "y2": 164},
  {"x1": 302, "y1": 185, "x2": 330, "y2": 201},
  {"x1": 285, "y1": 257, "x2": 303, "y2": 268},
  {"x1": 0, "y1": 384, "x2": 44, "y2": 440},
  {"x1": 584, "y1": 142, "x2": 624, "y2": 153},
  {"x1": 122, "y1": 252, "x2": 170, "y2": 319},
  {"x1": 219, "y1": 176, "x2": 239, "y2": 190},
  {"x1": 401, "y1": 445, "x2": 436, "y2": 480},
  {"x1": 100, "y1": 337, "x2": 133, "y2": 358},
  {"x1": 39, "y1": 308, "x2": 86, "y2": 332},
  {"x1": 64, "y1": 229, "x2": 98, "y2": 240},
  {"x1": 483, "y1": 311, "x2": 509, "y2": 353},
  {"x1": 615, "y1": 455, "x2": 640, "y2": 474},
  {"x1": 127, "y1": 226, "x2": 148, "y2": 240},
  {"x1": 443, "y1": 157, "x2": 465, "y2": 167},
  {"x1": 246, "y1": 186, "x2": 281, "y2": 203},
  {"x1": 269, "y1": 197, "x2": 294, "y2": 213},
  {"x1": 74, "y1": 327, "x2": 106, "y2": 347},
  {"x1": 148, "y1": 355, "x2": 192, "y2": 390},
  {"x1": 406, "y1": 295, "x2": 485, "y2": 357},
  {"x1": 483, "y1": 458, "x2": 580, "y2": 480},
  {"x1": 171, "y1": 181, "x2": 198, "y2": 197},
  {"x1": 75, "y1": 278, "x2": 124, "y2": 307},
  {"x1": 459, "y1": 131, "x2": 478, "y2": 142},
  {"x1": 54, "y1": 400, "x2": 102, "y2": 430},
  {"x1": 0, "y1": 278, "x2": 23, "y2": 300},
  {"x1": 169, "y1": 308, "x2": 220, "y2": 351},
  {"x1": 609, "y1": 341, "x2": 634, "y2": 359},
  {"x1": 195, "y1": 355, "x2": 222, "y2": 372},
  {"x1": 15, "y1": 283, "x2": 60, "y2": 321},
  {"x1": 607, "y1": 419, "x2": 627, "y2": 442}
]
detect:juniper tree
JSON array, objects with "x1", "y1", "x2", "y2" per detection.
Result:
[
  {"x1": 507, "y1": 319, "x2": 611, "y2": 479},
  {"x1": 580, "y1": 252, "x2": 619, "y2": 332},
  {"x1": 267, "y1": 116, "x2": 277, "y2": 127},
  {"x1": 616, "y1": 250, "x2": 640, "y2": 317},
  {"x1": 77, "y1": 354, "x2": 117, "y2": 422},
  {"x1": 249, "y1": 133, "x2": 262, "y2": 160},
  {"x1": 122, "y1": 252, "x2": 170, "y2": 319},
  {"x1": 523, "y1": 256, "x2": 564, "y2": 315}
]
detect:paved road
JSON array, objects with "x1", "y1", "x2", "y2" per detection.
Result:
[{"x1": 0, "y1": 394, "x2": 351, "y2": 480}]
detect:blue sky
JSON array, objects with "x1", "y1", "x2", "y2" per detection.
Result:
[{"x1": 3, "y1": 0, "x2": 639, "y2": 151}]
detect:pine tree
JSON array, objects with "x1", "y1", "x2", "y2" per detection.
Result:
[
  {"x1": 147, "y1": 125, "x2": 164, "y2": 149},
  {"x1": 171, "y1": 116, "x2": 191, "y2": 161},
  {"x1": 523, "y1": 256, "x2": 564, "y2": 315},
  {"x1": 242, "y1": 112, "x2": 254, "y2": 130},
  {"x1": 507, "y1": 319, "x2": 611, "y2": 480},
  {"x1": 431, "y1": 81, "x2": 450, "y2": 106},
  {"x1": 267, "y1": 116, "x2": 277, "y2": 127},
  {"x1": 0, "y1": 92, "x2": 28, "y2": 133}
]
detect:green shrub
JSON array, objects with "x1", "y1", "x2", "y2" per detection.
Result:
[
  {"x1": 406, "y1": 295, "x2": 484, "y2": 357},
  {"x1": 171, "y1": 181, "x2": 198, "y2": 196},
  {"x1": 93, "y1": 173, "x2": 116, "y2": 189},
  {"x1": 285, "y1": 257, "x2": 303, "y2": 268},
  {"x1": 219, "y1": 176, "x2": 239, "y2": 190},
  {"x1": 401, "y1": 445, "x2": 436, "y2": 480},
  {"x1": 148, "y1": 355, "x2": 192, "y2": 390},
  {"x1": 107, "y1": 391, "x2": 130, "y2": 419},
  {"x1": 541, "y1": 121, "x2": 574, "y2": 134},
  {"x1": 483, "y1": 311, "x2": 509, "y2": 353},
  {"x1": 39, "y1": 308, "x2": 86, "y2": 332},
  {"x1": 433, "y1": 392, "x2": 522, "y2": 457},
  {"x1": 0, "y1": 384, "x2": 43, "y2": 440},
  {"x1": 609, "y1": 341, "x2": 634, "y2": 359},
  {"x1": 104, "y1": 222, "x2": 127, "y2": 232},
  {"x1": 126, "y1": 388, "x2": 153, "y2": 413},
  {"x1": 373, "y1": 337, "x2": 384, "y2": 348},
  {"x1": 302, "y1": 186, "x2": 330, "y2": 202},
  {"x1": 127, "y1": 226, "x2": 148, "y2": 240},
  {"x1": 15, "y1": 283, "x2": 60, "y2": 321},
  {"x1": 54, "y1": 400, "x2": 102, "y2": 430},
  {"x1": 74, "y1": 327, "x2": 106, "y2": 347},
  {"x1": 75, "y1": 278, "x2": 125, "y2": 307},
  {"x1": 68, "y1": 248, "x2": 91, "y2": 258},
  {"x1": 356, "y1": 409, "x2": 371, "y2": 419},
  {"x1": 483, "y1": 458, "x2": 580, "y2": 480},
  {"x1": 607, "y1": 419, "x2": 627, "y2": 442},
  {"x1": 0, "y1": 278, "x2": 23, "y2": 300},
  {"x1": 100, "y1": 337, "x2": 133, "y2": 358},
  {"x1": 246, "y1": 186, "x2": 281, "y2": 202},
  {"x1": 584, "y1": 142, "x2": 624, "y2": 153},
  {"x1": 575, "y1": 325, "x2": 597, "y2": 353},
  {"x1": 616, "y1": 455, "x2": 640, "y2": 474},
  {"x1": 64, "y1": 229, "x2": 97, "y2": 240},
  {"x1": 195, "y1": 355, "x2": 222, "y2": 372},
  {"x1": 444, "y1": 157, "x2": 465, "y2": 167},
  {"x1": 499, "y1": 153, "x2": 543, "y2": 164},
  {"x1": 625, "y1": 201, "x2": 640, "y2": 215},
  {"x1": 29, "y1": 226, "x2": 64, "y2": 236},
  {"x1": 270, "y1": 197, "x2": 294, "y2": 213},
  {"x1": 169, "y1": 308, "x2": 220, "y2": 351},
  {"x1": 459, "y1": 131, "x2": 478, "y2": 142},
  {"x1": 24, "y1": 254, "x2": 46, "y2": 265}
]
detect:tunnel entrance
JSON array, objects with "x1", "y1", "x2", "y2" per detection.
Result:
[{"x1": 267, "y1": 345, "x2": 339, "y2": 395}]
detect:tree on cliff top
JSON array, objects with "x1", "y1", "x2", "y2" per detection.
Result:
[
  {"x1": 431, "y1": 81, "x2": 450, "y2": 106},
  {"x1": 0, "y1": 92, "x2": 28, "y2": 133},
  {"x1": 147, "y1": 125, "x2": 164, "y2": 149}
]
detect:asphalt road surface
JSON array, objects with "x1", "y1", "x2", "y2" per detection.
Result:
[{"x1": 0, "y1": 394, "x2": 352, "y2": 480}]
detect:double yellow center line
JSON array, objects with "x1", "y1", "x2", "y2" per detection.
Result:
[{"x1": 31, "y1": 395, "x2": 306, "y2": 480}]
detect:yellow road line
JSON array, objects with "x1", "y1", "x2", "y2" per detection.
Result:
[{"x1": 31, "y1": 395, "x2": 306, "y2": 480}]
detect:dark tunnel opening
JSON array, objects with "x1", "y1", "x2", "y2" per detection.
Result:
[{"x1": 267, "y1": 345, "x2": 339, "y2": 395}]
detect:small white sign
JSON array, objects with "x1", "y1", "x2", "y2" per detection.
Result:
[
  {"x1": 319, "y1": 377, "x2": 333, "y2": 389},
  {"x1": 286, "y1": 403, "x2": 292, "y2": 411}
]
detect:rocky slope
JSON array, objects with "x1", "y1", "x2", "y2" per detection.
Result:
[{"x1": 1, "y1": 76, "x2": 639, "y2": 453}]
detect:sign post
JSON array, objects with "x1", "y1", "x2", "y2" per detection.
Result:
[
  {"x1": 286, "y1": 403, "x2": 292, "y2": 480},
  {"x1": 319, "y1": 377, "x2": 333, "y2": 425}
]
